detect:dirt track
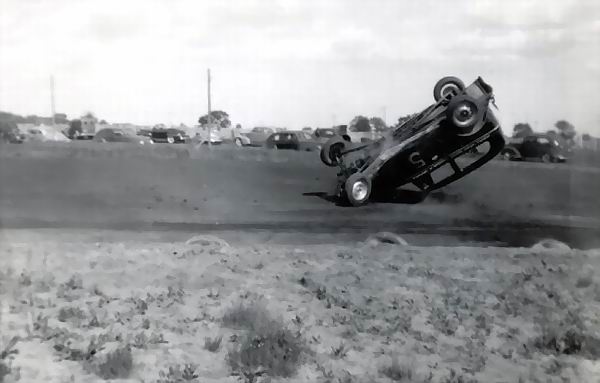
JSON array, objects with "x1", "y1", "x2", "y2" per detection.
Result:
[{"x1": 1, "y1": 142, "x2": 599, "y2": 248}]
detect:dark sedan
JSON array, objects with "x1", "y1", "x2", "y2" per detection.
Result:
[{"x1": 265, "y1": 131, "x2": 321, "y2": 151}]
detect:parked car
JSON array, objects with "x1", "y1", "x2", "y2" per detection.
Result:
[
  {"x1": 265, "y1": 131, "x2": 321, "y2": 151},
  {"x1": 312, "y1": 128, "x2": 337, "y2": 143},
  {"x1": 319, "y1": 76, "x2": 505, "y2": 206},
  {"x1": 191, "y1": 130, "x2": 223, "y2": 145},
  {"x1": 242, "y1": 127, "x2": 275, "y2": 147},
  {"x1": 94, "y1": 128, "x2": 152, "y2": 144},
  {"x1": 500, "y1": 134, "x2": 567, "y2": 163},
  {"x1": 150, "y1": 128, "x2": 189, "y2": 144}
]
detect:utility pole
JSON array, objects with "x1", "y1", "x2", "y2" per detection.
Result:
[
  {"x1": 50, "y1": 75, "x2": 56, "y2": 127},
  {"x1": 207, "y1": 68, "x2": 212, "y2": 149}
]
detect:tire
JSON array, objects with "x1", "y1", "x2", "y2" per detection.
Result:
[
  {"x1": 344, "y1": 173, "x2": 371, "y2": 207},
  {"x1": 500, "y1": 148, "x2": 519, "y2": 161},
  {"x1": 234, "y1": 138, "x2": 243, "y2": 147},
  {"x1": 167, "y1": 136, "x2": 174, "y2": 144},
  {"x1": 433, "y1": 76, "x2": 465, "y2": 102},
  {"x1": 541, "y1": 154, "x2": 552, "y2": 163},
  {"x1": 320, "y1": 137, "x2": 347, "y2": 167},
  {"x1": 446, "y1": 95, "x2": 485, "y2": 135}
]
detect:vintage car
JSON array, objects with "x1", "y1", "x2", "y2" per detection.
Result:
[
  {"x1": 94, "y1": 128, "x2": 152, "y2": 144},
  {"x1": 242, "y1": 127, "x2": 276, "y2": 147},
  {"x1": 320, "y1": 76, "x2": 505, "y2": 206},
  {"x1": 500, "y1": 134, "x2": 567, "y2": 163},
  {"x1": 312, "y1": 128, "x2": 338, "y2": 143},
  {"x1": 150, "y1": 128, "x2": 189, "y2": 144},
  {"x1": 265, "y1": 131, "x2": 321, "y2": 151}
]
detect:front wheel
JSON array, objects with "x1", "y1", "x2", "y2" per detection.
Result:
[
  {"x1": 344, "y1": 173, "x2": 371, "y2": 207},
  {"x1": 320, "y1": 137, "x2": 347, "y2": 167},
  {"x1": 234, "y1": 138, "x2": 243, "y2": 147}
]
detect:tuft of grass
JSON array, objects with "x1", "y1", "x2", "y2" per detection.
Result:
[
  {"x1": 225, "y1": 301, "x2": 306, "y2": 380},
  {"x1": 575, "y1": 275, "x2": 593, "y2": 288},
  {"x1": 331, "y1": 342, "x2": 349, "y2": 359},
  {"x1": 88, "y1": 344, "x2": 133, "y2": 380},
  {"x1": 58, "y1": 306, "x2": 86, "y2": 323},
  {"x1": 0, "y1": 337, "x2": 19, "y2": 383},
  {"x1": 157, "y1": 364, "x2": 199, "y2": 382},
  {"x1": 379, "y1": 356, "x2": 413, "y2": 382},
  {"x1": 441, "y1": 369, "x2": 479, "y2": 383},
  {"x1": 0, "y1": 360, "x2": 10, "y2": 383},
  {"x1": 204, "y1": 336, "x2": 222, "y2": 352},
  {"x1": 64, "y1": 274, "x2": 84, "y2": 290},
  {"x1": 222, "y1": 300, "x2": 271, "y2": 332}
]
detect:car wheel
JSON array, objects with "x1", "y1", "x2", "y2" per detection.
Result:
[
  {"x1": 541, "y1": 154, "x2": 552, "y2": 163},
  {"x1": 320, "y1": 137, "x2": 347, "y2": 167},
  {"x1": 500, "y1": 148, "x2": 519, "y2": 161},
  {"x1": 434, "y1": 76, "x2": 465, "y2": 102},
  {"x1": 167, "y1": 136, "x2": 174, "y2": 144},
  {"x1": 234, "y1": 138, "x2": 243, "y2": 147},
  {"x1": 344, "y1": 173, "x2": 371, "y2": 207}
]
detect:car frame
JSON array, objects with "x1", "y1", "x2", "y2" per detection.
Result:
[{"x1": 320, "y1": 76, "x2": 505, "y2": 206}]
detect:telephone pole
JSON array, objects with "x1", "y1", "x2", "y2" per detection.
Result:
[
  {"x1": 207, "y1": 69, "x2": 212, "y2": 149},
  {"x1": 50, "y1": 75, "x2": 56, "y2": 127}
]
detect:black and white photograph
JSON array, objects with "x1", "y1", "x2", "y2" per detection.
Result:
[{"x1": 0, "y1": 0, "x2": 599, "y2": 382}]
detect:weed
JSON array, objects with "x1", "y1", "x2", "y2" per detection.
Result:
[
  {"x1": 429, "y1": 306, "x2": 459, "y2": 336},
  {"x1": 58, "y1": 306, "x2": 86, "y2": 324},
  {"x1": 18, "y1": 272, "x2": 32, "y2": 286},
  {"x1": 64, "y1": 274, "x2": 84, "y2": 290},
  {"x1": 157, "y1": 364, "x2": 199, "y2": 382},
  {"x1": 331, "y1": 342, "x2": 348, "y2": 359},
  {"x1": 379, "y1": 356, "x2": 413, "y2": 381},
  {"x1": 222, "y1": 301, "x2": 272, "y2": 332},
  {"x1": 227, "y1": 316, "x2": 305, "y2": 379},
  {"x1": 86, "y1": 343, "x2": 133, "y2": 380},
  {"x1": 575, "y1": 275, "x2": 593, "y2": 288},
  {"x1": 204, "y1": 336, "x2": 222, "y2": 352},
  {"x1": 441, "y1": 369, "x2": 478, "y2": 383}
]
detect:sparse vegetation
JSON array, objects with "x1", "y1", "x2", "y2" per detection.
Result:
[
  {"x1": 379, "y1": 356, "x2": 413, "y2": 381},
  {"x1": 224, "y1": 300, "x2": 306, "y2": 380},
  {"x1": 157, "y1": 364, "x2": 199, "y2": 382},
  {"x1": 86, "y1": 343, "x2": 133, "y2": 380},
  {"x1": 204, "y1": 335, "x2": 222, "y2": 352}
]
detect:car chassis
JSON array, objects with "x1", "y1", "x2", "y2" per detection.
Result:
[{"x1": 320, "y1": 76, "x2": 505, "y2": 206}]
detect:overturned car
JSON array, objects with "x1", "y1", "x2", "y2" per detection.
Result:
[{"x1": 320, "y1": 76, "x2": 505, "y2": 206}]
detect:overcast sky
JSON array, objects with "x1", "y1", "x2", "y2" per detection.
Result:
[{"x1": 1, "y1": 0, "x2": 599, "y2": 134}]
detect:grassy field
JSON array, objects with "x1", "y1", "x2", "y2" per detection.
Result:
[{"x1": 0, "y1": 231, "x2": 599, "y2": 382}]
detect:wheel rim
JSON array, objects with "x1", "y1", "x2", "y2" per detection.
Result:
[
  {"x1": 502, "y1": 152, "x2": 512, "y2": 160},
  {"x1": 440, "y1": 83, "x2": 459, "y2": 98},
  {"x1": 351, "y1": 180, "x2": 369, "y2": 202},
  {"x1": 235, "y1": 139, "x2": 242, "y2": 146}
]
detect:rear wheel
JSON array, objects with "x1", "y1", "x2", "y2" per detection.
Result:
[
  {"x1": 344, "y1": 173, "x2": 371, "y2": 207},
  {"x1": 320, "y1": 137, "x2": 347, "y2": 167},
  {"x1": 433, "y1": 76, "x2": 465, "y2": 102},
  {"x1": 541, "y1": 154, "x2": 552, "y2": 163},
  {"x1": 500, "y1": 148, "x2": 519, "y2": 161}
]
